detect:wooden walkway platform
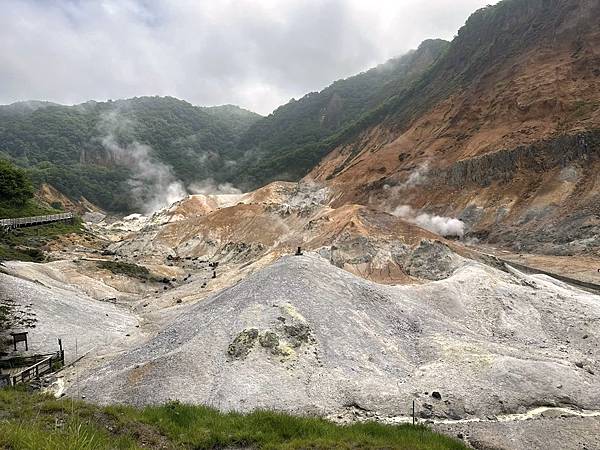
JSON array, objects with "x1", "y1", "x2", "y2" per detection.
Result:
[{"x1": 0, "y1": 212, "x2": 74, "y2": 232}]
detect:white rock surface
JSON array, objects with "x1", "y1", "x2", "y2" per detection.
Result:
[
  {"x1": 79, "y1": 254, "x2": 600, "y2": 422},
  {"x1": 0, "y1": 270, "x2": 140, "y2": 361}
]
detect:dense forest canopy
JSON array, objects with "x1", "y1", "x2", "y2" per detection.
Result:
[{"x1": 0, "y1": 159, "x2": 34, "y2": 206}]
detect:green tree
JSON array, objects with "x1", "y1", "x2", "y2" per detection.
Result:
[{"x1": 0, "y1": 159, "x2": 34, "y2": 205}]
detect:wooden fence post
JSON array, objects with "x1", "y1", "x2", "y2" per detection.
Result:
[{"x1": 58, "y1": 338, "x2": 64, "y2": 365}]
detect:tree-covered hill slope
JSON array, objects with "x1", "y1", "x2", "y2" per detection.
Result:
[
  {"x1": 0, "y1": 97, "x2": 260, "y2": 212},
  {"x1": 233, "y1": 39, "x2": 448, "y2": 187},
  {"x1": 0, "y1": 39, "x2": 446, "y2": 212}
]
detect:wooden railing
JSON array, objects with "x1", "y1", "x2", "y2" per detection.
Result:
[
  {"x1": 10, "y1": 350, "x2": 64, "y2": 386},
  {"x1": 0, "y1": 212, "x2": 74, "y2": 231}
]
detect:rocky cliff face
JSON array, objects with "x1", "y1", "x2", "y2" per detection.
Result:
[{"x1": 433, "y1": 132, "x2": 600, "y2": 188}]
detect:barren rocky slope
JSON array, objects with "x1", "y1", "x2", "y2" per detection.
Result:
[
  {"x1": 0, "y1": 264, "x2": 141, "y2": 359},
  {"x1": 79, "y1": 254, "x2": 600, "y2": 447},
  {"x1": 99, "y1": 181, "x2": 484, "y2": 288},
  {"x1": 2, "y1": 179, "x2": 599, "y2": 450}
]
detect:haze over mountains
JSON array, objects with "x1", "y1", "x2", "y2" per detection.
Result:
[
  {"x1": 3, "y1": 0, "x2": 599, "y2": 257},
  {"x1": 0, "y1": 38, "x2": 448, "y2": 213}
]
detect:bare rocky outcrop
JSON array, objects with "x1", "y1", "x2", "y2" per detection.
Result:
[
  {"x1": 432, "y1": 131, "x2": 600, "y2": 188},
  {"x1": 402, "y1": 240, "x2": 465, "y2": 281}
]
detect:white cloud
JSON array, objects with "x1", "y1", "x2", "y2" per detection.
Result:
[{"x1": 0, "y1": 0, "x2": 495, "y2": 114}]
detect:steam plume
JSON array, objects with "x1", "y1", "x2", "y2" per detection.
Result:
[
  {"x1": 188, "y1": 179, "x2": 242, "y2": 196},
  {"x1": 400, "y1": 162, "x2": 429, "y2": 189},
  {"x1": 392, "y1": 205, "x2": 465, "y2": 238},
  {"x1": 98, "y1": 111, "x2": 187, "y2": 213}
]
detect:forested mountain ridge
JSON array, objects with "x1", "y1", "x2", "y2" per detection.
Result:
[
  {"x1": 0, "y1": 97, "x2": 260, "y2": 211},
  {"x1": 234, "y1": 39, "x2": 449, "y2": 187},
  {"x1": 3, "y1": 0, "x2": 598, "y2": 224},
  {"x1": 0, "y1": 39, "x2": 446, "y2": 212}
]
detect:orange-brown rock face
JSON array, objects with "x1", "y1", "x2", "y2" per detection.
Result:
[
  {"x1": 36, "y1": 183, "x2": 105, "y2": 215},
  {"x1": 308, "y1": 1, "x2": 600, "y2": 256}
]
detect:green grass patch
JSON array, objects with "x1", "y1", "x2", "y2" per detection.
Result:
[
  {"x1": 0, "y1": 199, "x2": 83, "y2": 262},
  {"x1": 96, "y1": 260, "x2": 159, "y2": 282},
  {"x1": 0, "y1": 219, "x2": 83, "y2": 262},
  {"x1": 0, "y1": 388, "x2": 467, "y2": 450},
  {"x1": 0, "y1": 199, "x2": 59, "y2": 219}
]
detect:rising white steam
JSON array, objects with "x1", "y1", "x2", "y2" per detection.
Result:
[
  {"x1": 400, "y1": 162, "x2": 429, "y2": 189},
  {"x1": 188, "y1": 179, "x2": 242, "y2": 195},
  {"x1": 392, "y1": 205, "x2": 465, "y2": 238},
  {"x1": 98, "y1": 111, "x2": 187, "y2": 213}
]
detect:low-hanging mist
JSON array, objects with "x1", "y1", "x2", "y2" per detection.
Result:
[
  {"x1": 97, "y1": 111, "x2": 247, "y2": 214},
  {"x1": 188, "y1": 179, "x2": 242, "y2": 196},
  {"x1": 100, "y1": 134, "x2": 187, "y2": 213}
]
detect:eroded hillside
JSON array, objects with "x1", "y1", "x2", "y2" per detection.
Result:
[
  {"x1": 100, "y1": 182, "x2": 482, "y2": 288},
  {"x1": 1, "y1": 176, "x2": 599, "y2": 450},
  {"x1": 309, "y1": 0, "x2": 600, "y2": 256}
]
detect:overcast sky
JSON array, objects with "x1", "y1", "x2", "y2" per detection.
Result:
[{"x1": 0, "y1": 0, "x2": 495, "y2": 115}]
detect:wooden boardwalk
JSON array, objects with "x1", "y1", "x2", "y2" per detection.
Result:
[{"x1": 0, "y1": 212, "x2": 74, "y2": 231}]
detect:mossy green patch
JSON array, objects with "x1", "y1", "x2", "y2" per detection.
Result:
[{"x1": 96, "y1": 260, "x2": 159, "y2": 282}]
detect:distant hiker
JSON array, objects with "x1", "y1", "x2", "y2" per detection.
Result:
[{"x1": 295, "y1": 246, "x2": 303, "y2": 256}]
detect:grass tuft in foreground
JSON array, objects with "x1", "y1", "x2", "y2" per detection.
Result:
[{"x1": 0, "y1": 388, "x2": 468, "y2": 450}]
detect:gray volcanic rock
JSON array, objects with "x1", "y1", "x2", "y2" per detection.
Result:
[{"x1": 80, "y1": 254, "x2": 600, "y2": 422}]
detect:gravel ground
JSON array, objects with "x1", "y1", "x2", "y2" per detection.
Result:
[
  {"x1": 434, "y1": 415, "x2": 600, "y2": 450},
  {"x1": 0, "y1": 270, "x2": 140, "y2": 362}
]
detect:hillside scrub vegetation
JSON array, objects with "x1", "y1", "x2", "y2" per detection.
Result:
[
  {"x1": 0, "y1": 159, "x2": 82, "y2": 261},
  {"x1": 0, "y1": 158, "x2": 34, "y2": 206},
  {"x1": 97, "y1": 260, "x2": 160, "y2": 282},
  {"x1": 0, "y1": 218, "x2": 82, "y2": 262}
]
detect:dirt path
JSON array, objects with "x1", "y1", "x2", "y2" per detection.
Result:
[{"x1": 472, "y1": 246, "x2": 600, "y2": 288}]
